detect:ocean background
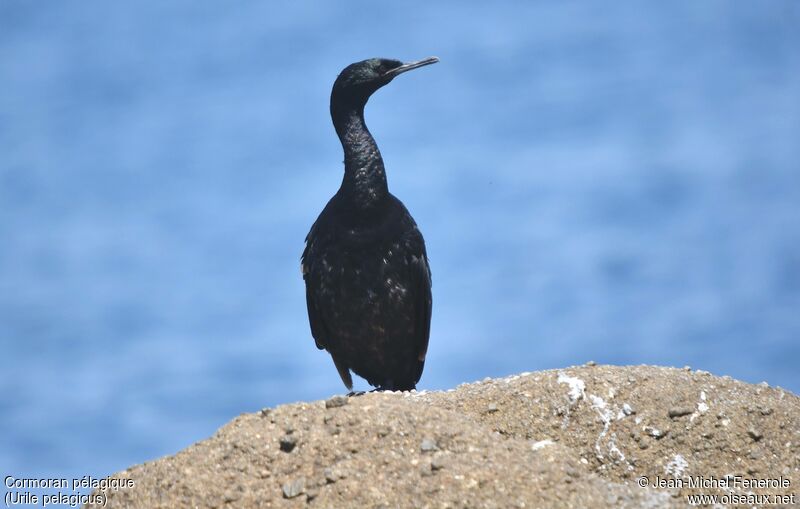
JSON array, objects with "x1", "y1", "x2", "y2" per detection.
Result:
[{"x1": 2, "y1": 0, "x2": 798, "y2": 503}]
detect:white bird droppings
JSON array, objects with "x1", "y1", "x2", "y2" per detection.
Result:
[
  {"x1": 665, "y1": 454, "x2": 688, "y2": 478},
  {"x1": 531, "y1": 439, "x2": 554, "y2": 451},
  {"x1": 557, "y1": 373, "x2": 586, "y2": 403}
]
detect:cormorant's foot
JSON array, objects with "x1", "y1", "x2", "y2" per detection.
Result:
[
  {"x1": 347, "y1": 390, "x2": 366, "y2": 397},
  {"x1": 372, "y1": 386, "x2": 415, "y2": 392}
]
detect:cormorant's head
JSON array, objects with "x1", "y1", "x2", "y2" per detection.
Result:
[{"x1": 331, "y1": 56, "x2": 439, "y2": 108}]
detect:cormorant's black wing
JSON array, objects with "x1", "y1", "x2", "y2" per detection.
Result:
[
  {"x1": 408, "y1": 229, "x2": 433, "y2": 384},
  {"x1": 302, "y1": 212, "x2": 355, "y2": 390},
  {"x1": 301, "y1": 226, "x2": 328, "y2": 351}
]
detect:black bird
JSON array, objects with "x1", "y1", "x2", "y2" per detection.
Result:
[{"x1": 301, "y1": 57, "x2": 437, "y2": 392}]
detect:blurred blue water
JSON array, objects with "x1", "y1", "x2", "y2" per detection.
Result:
[{"x1": 1, "y1": 0, "x2": 798, "y2": 496}]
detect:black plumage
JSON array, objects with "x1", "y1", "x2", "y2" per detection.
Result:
[{"x1": 301, "y1": 57, "x2": 437, "y2": 392}]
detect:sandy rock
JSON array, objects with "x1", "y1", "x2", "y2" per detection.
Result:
[
  {"x1": 325, "y1": 395, "x2": 348, "y2": 409},
  {"x1": 86, "y1": 365, "x2": 800, "y2": 508}
]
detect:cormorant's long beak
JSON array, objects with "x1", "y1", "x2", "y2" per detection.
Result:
[{"x1": 384, "y1": 56, "x2": 439, "y2": 78}]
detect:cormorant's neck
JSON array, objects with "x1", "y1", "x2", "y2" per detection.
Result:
[{"x1": 331, "y1": 98, "x2": 388, "y2": 210}]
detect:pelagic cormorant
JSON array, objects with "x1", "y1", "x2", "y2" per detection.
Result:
[{"x1": 301, "y1": 57, "x2": 437, "y2": 392}]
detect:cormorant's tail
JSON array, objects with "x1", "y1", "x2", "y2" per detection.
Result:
[
  {"x1": 413, "y1": 359, "x2": 425, "y2": 387},
  {"x1": 331, "y1": 355, "x2": 353, "y2": 391}
]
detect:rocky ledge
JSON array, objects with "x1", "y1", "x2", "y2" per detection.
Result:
[{"x1": 87, "y1": 365, "x2": 799, "y2": 508}]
